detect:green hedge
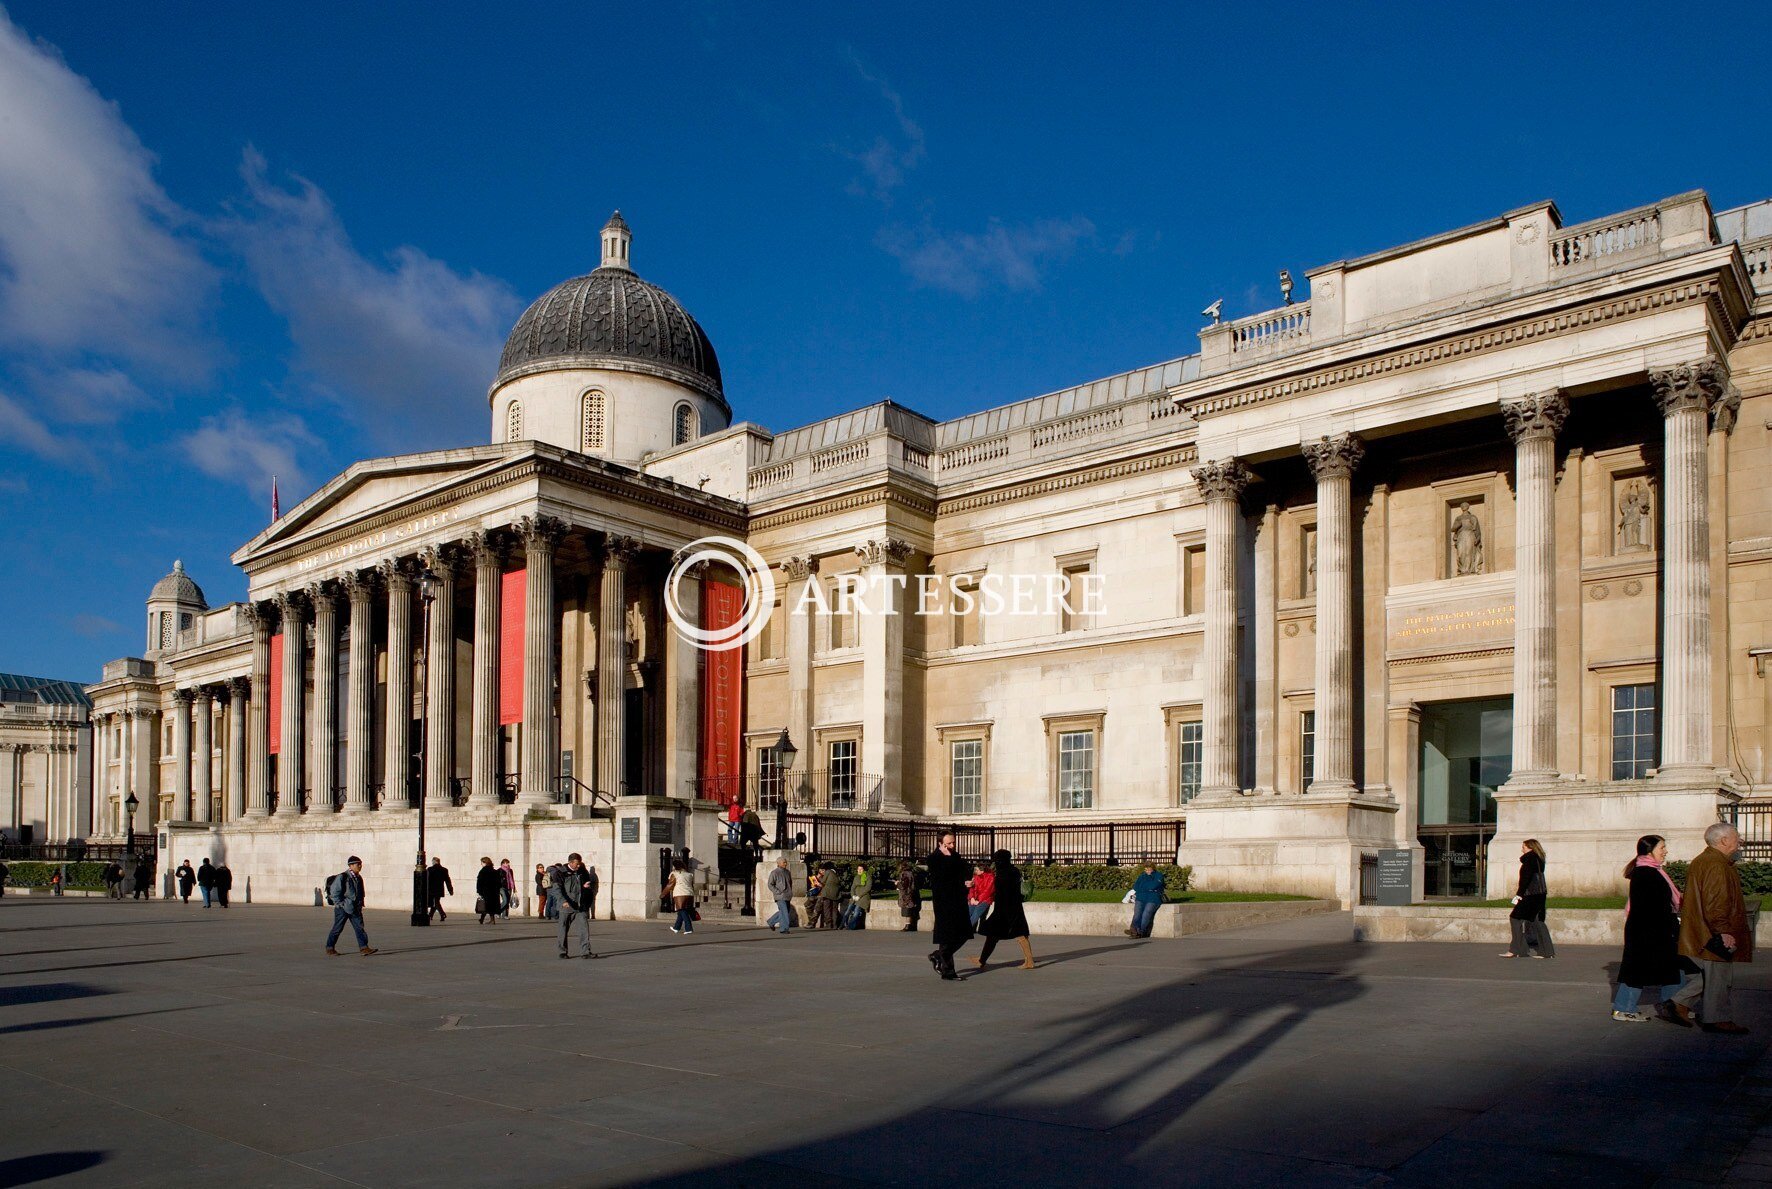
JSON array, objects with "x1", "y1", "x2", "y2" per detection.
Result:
[
  {"x1": 1025, "y1": 863, "x2": 1191, "y2": 895},
  {"x1": 2, "y1": 861, "x2": 108, "y2": 890},
  {"x1": 1664, "y1": 859, "x2": 1772, "y2": 896}
]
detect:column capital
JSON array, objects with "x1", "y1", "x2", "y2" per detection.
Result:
[
  {"x1": 1302, "y1": 434, "x2": 1364, "y2": 482},
  {"x1": 192, "y1": 684, "x2": 217, "y2": 705},
  {"x1": 854, "y1": 537, "x2": 912, "y2": 569},
  {"x1": 227, "y1": 676, "x2": 251, "y2": 700},
  {"x1": 242, "y1": 600, "x2": 275, "y2": 629},
  {"x1": 1650, "y1": 358, "x2": 1732, "y2": 421},
  {"x1": 1501, "y1": 391, "x2": 1569, "y2": 443},
  {"x1": 516, "y1": 514, "x2": 568, "y2": 550},
  {"x1": 1191, "y1": 458, "x2": 1253, "y2": 503},
  {"x1": 598, "y1": 532, "x2": 641, "y2": 565},
  {"x1": 465, "y1": 528, "x2": 509, "y2": 566},
  {"x1": 171, "y1": 687, "x2": 196, "y2": 707},
  {"x1": 378, "y1": 556, "x2": 414, "y2": 591},
  {"x1": 782, "y1": 554, "x2": 820, "y2": 582},
  {"x1": 341, "y1": 568, "x2": 377, "y2": 603},
  {"x1": 275, "y1": 588, "x2": 308, "y2": 619},
  {"x1": 418, "y1": 542, "x2": 463, "y2": 576}
]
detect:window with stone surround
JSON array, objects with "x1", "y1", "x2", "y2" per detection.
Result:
[
  {"x1": 1611, "y1": 683, "x2": 1657, "y2": 780},
  {"x1": 828, "y1": 738, "x2": 858, "y2": 808},
  {"x1": 1056, "y1": 550, "x2": 1097, "y2": 633},
  {"x1": 1178, "y1": 539, "x2": 1205, "y2": 616},
  {"x1": 506, "y1": 400, "x2": 523, "y2": 443},
  {"x1": 826, "y1": 576, "x2": 858, "y2": 651},
  {"x1": 950, "y1": 738, "x2": 984, "y2": 815},
  {"x1": 1301, "y1": 710, "x2": 1316, "y2": 792},
  {"x1": 757, "y1": 746, "x2": 784, "y2": 810},
  {"x1": 581, "y1": 391, "x2": 606, "y2": 451},
  {"x1": 1177, "y1": 720, "x2": 1203, "y2": 802},
  {"x1": 673, "y1": 402, "x2": 697, "y2": 446},
  {"x1": 1045, "y1": 711, "x2": 1104, "y2": 810},
  {"x1": 950, "y1": 576, "x2": 981, "y2": 648}
]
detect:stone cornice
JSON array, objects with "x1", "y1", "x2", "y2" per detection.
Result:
[
  {"x1": 748, "y1": 481, "x2": 936, "y2": 532},
  {"x1": 936, "y1": 445, "x2": 1200, "y2": 517}
]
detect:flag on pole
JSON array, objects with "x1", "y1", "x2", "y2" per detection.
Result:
[{"x1": 271, "y1": 475, "x2": 281, "y2": 521}]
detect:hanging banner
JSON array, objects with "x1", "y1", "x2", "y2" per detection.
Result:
[
  {"x1": 699, "y1": 578, "x2": 745, "y2": 805},
  {"x1": 267, "y1": 632, "x2": 284, "y2": 754},
  {"x1": 499, "y1": 568, "x2": 525, "y2": 725}
]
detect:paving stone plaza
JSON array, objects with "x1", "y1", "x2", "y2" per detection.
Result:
[{"x1": 3, "y1": 899, "x2": 1772, "y2": 1187}]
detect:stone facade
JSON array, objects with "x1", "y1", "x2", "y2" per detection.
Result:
[
  {"x1": 81, "y1": 191, "x2": 1772, "y2": 909},
  {"x1": 0, "y1": 674, "x2": 91, "y2": 845}
]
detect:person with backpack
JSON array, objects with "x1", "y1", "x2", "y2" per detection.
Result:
[
  {"x1": 475, "y1": 857, "x2": 504, "y2": 924},
  {"x1": 974, "y1": 850, "x2": 1035, "y2": 971},
  {"x1": 549, "y1": 853, "x2": 599, "y2": 959},
  {"x1": 197, "y1": 859, "x2": 216, "y2": 907},
  {"x1": 324, "y1": 857, "x2": 377, "y2": 956}
]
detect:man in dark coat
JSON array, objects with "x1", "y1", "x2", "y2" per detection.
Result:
[
  {"x1": 176, "y1": 860, "x2": 196, "y2": 904},
  {"x1": 214, "y1": 863, "x2": 232, "y2": 907},
  {"x1": 475, "y1": 857, "x2": 505, "y2": 924},
  {"x1": 549, "y1": 853, "x2": 600, "y2": 959},
  {"x1": 1673, "y1": 823, "x2": 1753, "y2": 1034},
  {"x1": 197, "y1": 859, "x2": 216, "y2": 908},
  {"x1": 975, "y1": 850, "x2": 1034, "y2": 970},
  {"x1": 425, "y1": 858, "x2": 453, "y2": 922},
  {"x1": 925, "y1": 833, "x2": 973, "y2": 980},
  {"x1": 131, "y1": 857, "x2": 151, "y2": 899}
]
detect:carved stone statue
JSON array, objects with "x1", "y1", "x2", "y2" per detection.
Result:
[
  {"x1": 625, "y1": 599, "x2": 647, "y2": 664},
  {"x1": 1450, "y1": 503, "x2": 1484, "y2": 576},
  {"x1": 1617, "y1": 481, "x2": 1652, "y2": 552},
  {"x1": 1303, "y1": 529, "x2": 1317, "y2": 596}
]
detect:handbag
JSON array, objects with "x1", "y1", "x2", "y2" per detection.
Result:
[
  {"x1": 474, "y1": 895, "x2": 486, "y2": 915},
  {"x1": 692, "y1": 908, "x2": 702, "y2": 922}
]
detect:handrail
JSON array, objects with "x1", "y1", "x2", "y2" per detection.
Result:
[{"x1": 552, "y1": 774, "x2": 615, "y2": 809}]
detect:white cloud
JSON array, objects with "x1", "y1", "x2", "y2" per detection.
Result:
[
  {"x1": 0, "y1": 390, "x2": 92, "y2": 466},
  {"x1": 180, "y1": 407, "x2": 322, "y2": 501},
  {"x1": 0, "y1": 8, "x2": 215, "y2": 380},
  {"x1": 69, "y1": 612, "x2": 121, "y2": 638},
  {"x1": 844, "y1": 57, "x2": 925, "y2": 200},
  {"x1": 222, "y1": 149, "x2": 520, "y2": 448},
  {"x1": 878, "y1": 216, "x2": 1097, "y2": 298}
]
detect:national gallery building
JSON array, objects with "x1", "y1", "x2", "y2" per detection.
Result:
[{"x1": 79, "y1": 192, "x2": 1772, "y2": 910}]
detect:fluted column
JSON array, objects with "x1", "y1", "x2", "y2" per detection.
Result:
[
  {"x1": 1651, "y1": 360, "x2": 1737, "y2": 776},
  {"x1": 128, "y1": 708, "x2": 153, "y2": 836},
  {"x1": 91, "y1": 714, "x2": 109, "y2": 834},
  {"x1": 1503, "y1": 392, "x2": 1568, "y2": 783},
  {"x1": 857, "y1": 537, "x2": 913, "y2": 814},
  {"x1": 382, "y1": 560, "x2": 414, "y2": 809},
  {"x1": 275, "y1": 591, "x2": 306, "y2": 816},
  {"x1": 1303, "y1": 433, "x2": 1364, "y2": 795},
  {"x1": 343, "y1": 572, "x2": 375, "y2": 813},
  {"x1": 596, "y1": 533, "x2": 637, "y2": 799},
  {"x1": 171, "y1": 688, "x2": 194, "y2": 821},
  {"x1": 309, "y1": 583, "x2": 339, "y2": 811},
  {"x1": 420, "y1": 545, "x2": 459, "y2": 808},
  {"x1": 246, "y1": 605, "x2": 272, "y2": 817},
  {"x1": 226, "y1": 678, "x2": 248, "y2": 820},
  {"x1": 1192, "y1": 460, "x2": 1252, "y2": 798},
  {"x1": 468, "y1": 531, "x2": 504, "y2": 807},
  {"x1": 192, "y1": 688, "x2": 213, "y2": 822},
  {"x1": 519, "y1": 516, "x2": 567, "y2": 806},
  {"x1": 784, "y1": 555, "x2": 820, "y2": 797}
]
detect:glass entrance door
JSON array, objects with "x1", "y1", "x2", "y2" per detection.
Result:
[{"x1": 1417, "y1": 698, "x2": 1511, "y2": 898}]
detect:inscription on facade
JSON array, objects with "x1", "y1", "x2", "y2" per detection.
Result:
[
  {"x1": 294, "y1": 508, "x2": 463, "y2": 572},
  {"x1": 1388, "y1": 596, "x2": 1516, "y2": 654}
]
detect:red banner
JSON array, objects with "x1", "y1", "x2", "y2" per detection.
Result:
[
  {"x1": 499, "y1": 568, "x2": 525, "y2": 725},
  {"x1": 699, "y1": 579, "x2": 745, "y2": 805},
  {"x1": 267, "y1": 632, "x2": 284, "y2": 754}
]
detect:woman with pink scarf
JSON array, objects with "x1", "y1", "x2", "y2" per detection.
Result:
[{"x1": 1612, "y1": 834, "x2": 1695, "y2": 1024}]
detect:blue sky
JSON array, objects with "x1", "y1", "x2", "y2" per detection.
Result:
[{"x1": 2, "y1": 0, "x2": 1768, "y2": 683}]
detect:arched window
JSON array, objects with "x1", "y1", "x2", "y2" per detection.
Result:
[
  {"x1": 673, "y1": 402, "x2": 697, "y2": 446},
  {"x1": 506, "y1": 400, "x2": 523, "y2": 443},
  {"x1": 581, "y1": 390, "x2": 606, "y2": 452}
]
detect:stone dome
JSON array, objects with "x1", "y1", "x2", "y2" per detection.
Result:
[
  {"x1": 495, "y1": 212, "x2": 725, "y2": 411},
  {"x1": 150, "y1": 560, "x2": 206, "y2": 607}
]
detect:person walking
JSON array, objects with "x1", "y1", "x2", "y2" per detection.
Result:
[
  {"x1": 896, "y1": 861, "x2": 920, "y2": 932},
  {"x1": 131, "y1": 856, "x2": 151, "y2": 900},
  {"x1": 1671, "y1": 823, "x2": 1754, "y2": 1034},
  {"x1": 535, "y1": 863, "x2": 556, "y2": 921},
  {"x1": 726, "y1": 799, "x2": 743, "y2": 845},
  {"x1": 1127, "y1": 861, "x2": 1167, "y2": 938},
  {"x1": 196, "y1": 859, "x2": 216, "y2": 907},
  {"x1": 816, "y1": 861, "x2": 842, "y2": 930},
  {"x1": 846, "y1": 864, "x2": 872, "y2": 930},
  {"x1": 475, "y1": 857, "x2": 504, "y2": 924},
  {"x1": 550, "y1": 853, "x2": 599, "y2": 959},
  {"x1": 0, "y1": 859, "x2": 8, "y2": 897},
  {"x1": 1612, "y1": 835, "x2": 1693, "y2": 1023},
  {"x1": 926, "y1": 833, "x2": 973, "y2": 980},
  {"x1": 499, "y1": 859, "x2": 517, "y2": 919},
  {"x1": 103, "y1": 860, "x2": 122, "y2": 899},
  {"x1": 323, "y1": 857, "x2": 377, "y2": 955},
  {"x1": 974, "y1": 850, "x2": 1035, "y2": 970},
  {"x1": 426, "y1": 858, "x2": 453, "y2": 923},
  {"x1": 967, "y1": 863, "x2": 996, "y2": 933},
  {"x1": 176, "y1": 860, "x2": 196, "y2": 904},
  {"x1": 1501, "y1": 839, "x2": 1555, "y2": 958},
  {"x1": 214, "y1": 862, "x2": 232, "y2": 907},
  {"x1": 766, "y1": 857, "x2": 795, "y2": 933},
  {"x1": 49, "y1": 866, "x2": 63, "y2": 896},
  {"x1": 663, "y1": 859, "x2": 696, "y2": 935}
]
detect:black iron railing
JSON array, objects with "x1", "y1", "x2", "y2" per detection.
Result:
[
  {"x1": 783, "y1": 814, "x2": 1185, "y2": 867},
  {"x1": 0, "y1": 841, "x2": 135, "y2": 863},
  {"x1": 551, "y1": 776, "x2": 616, "y2": 809},
  {"x1": 691, "y1": 770, "x2": 885, "y2": 814},
  {"x1": 1726, "y1": 801, "x2": 1772, "y2": 862},
  {"x1": 450, "y1": 777, "x2": 472, "y2": 807}
]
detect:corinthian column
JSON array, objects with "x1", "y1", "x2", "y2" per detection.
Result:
[
  {"x1": 420, "y1": 545, "x2": 460, "y2": 809},
  {"x1": 192, "y1": 687, "x2": 213, "y2": 822},
  {"x1": 1191, "y1": 460, "x2": 1252, "y2": 798},
  {"x1": 275, "y1": 591, "x2": 307, "y2": 816},
  {"x1": 857, "y1": 536, "x2": 913, "y2": 814},
  {"x1": 1650, "y1": 360, "x2": 1736, "y2": 776},
  {"x1": 246, "y1": 605, "x2": 272, "y2": 818},
  {"x1": 171, "y1": 688, "x2": 194, "y2": 821},
  {"x1": 1302, "y1": 433, "x2": 1364, "y2": 795},
  {"x1": 382, "y1": 560, "x2": 415, "y2": 808},
  {"x1": 519, "y1": 516, "x2": 567, "y2": 806},
  {"x1": 596, "y1": 533, "x2": 638, "y2": 799},
  {"x1": 309, "y1": 583, "x2": 339, "y2": 810},
  {"x1": 784, "y1": 555, "x2": 820, "y2": 799},
  {"x1": 343, "y1": 571, "x2": 375, "y2": 813},
  {"x1": 1502, "y1": 392, "x2": 1568, "y2": 784},
  {"x1": 467, "y1": 531, "x2": 505, "y2": 807},
  {"x1": 227, "y1": 677, "x2": 248, "y2": 820}
]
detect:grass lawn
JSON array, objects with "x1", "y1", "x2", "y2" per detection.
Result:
[{"x1": 1031, "y1": 889, "x2": 1316, "y2": 904}]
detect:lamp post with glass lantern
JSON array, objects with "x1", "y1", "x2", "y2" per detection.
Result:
[
  {"x1": 410, "y1": 568, "x2": 438, "y2": 927},
  {"x1": 770, "y1": 728, "x2": 797, "y2": 851},
  {"x1": 124, "y1": 791, "x2": 139, "y2": 861}
]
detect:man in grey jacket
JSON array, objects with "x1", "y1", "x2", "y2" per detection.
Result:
[
  {"x1": 766, "y1": 857, "x2": 795, "y2": 933},
  {"x1": 324, "y1": 857, "x2": 377, "y2": 956},
  {"x1": 551, "y1": 853, "x2": 599, "y2": 959}
]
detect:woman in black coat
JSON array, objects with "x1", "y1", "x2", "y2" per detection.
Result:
[
  {"x1": 474, "y1": 857, "x2": 504, "y2": 924},
  {"x1": 1612, "y1": 834, "x2": 1693, "y2": 1024},
  {"x1": 974, "y1": 850, "x2": 1034, "y2": 970},
  {"x1": 1502, "y1": 839, "x2": 1555, "y2": 958},
  {"x1": 925, "y1": 833, "x2": 973, "y2": 980}
]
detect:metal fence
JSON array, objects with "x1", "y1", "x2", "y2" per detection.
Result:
[
  {"x1": 784, "y1": 814, "x2": 1185, "y2": 866},
  {"x1": 693, "y1": 771, "x2": 885, "y2": 814},
  {"x1": 1726, "y1": 801, "x2": 1772, "y2": 862},
  {"x1": 0, "y1": 841, "x2": 137, "y2": 863}
]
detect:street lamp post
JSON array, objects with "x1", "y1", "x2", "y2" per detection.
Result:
[
  {"x1": 411, "y1": 569, "x2": 438, "y2": 927},
  {"x1": 124, "y1": 791, "x2": 139, "y2": 861},
  {"x1": 771, "y1": 728, "x2": 797, "y2": 849}
]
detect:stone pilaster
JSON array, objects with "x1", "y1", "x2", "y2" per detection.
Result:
[
  {"x1": 274, "y1": 590, "x2": 306, "y2": 816},
  {"x1": 518, "y1": 516, "x2": 567, "y2": 806},
  {"x1": 1302, "y1": 433, "x2": 1364, "y2": 795},
  {"x1": 309, "y1": 583, "x2": 339, "y2": 811},
  {"x1": 467, "y1": 531, "x2": 505, "y2": 807},
  {"x1": 381, "y1": 559, "x2": 415, "y2": 809},
  {"x1": 226, "y1": 678, "x2": 248, "y2": 821},
  {"x1": 192, "y1": 687, "x2": 213, "y2": 823},
  {"x1": 1502, "y1": 392, "x2": 1568, "y2": 784},
  {"x1": 128, "y1": 707, "x2": 153, "y2": 837},
  {"x1": 245, "y1": 604, "x2": 272, "y2": 818},
  {"x1": 783, "y1": 554, "x2": 820, "y2": 802},
  {"x1": 1191, "y1": 460, "x2": 1252, "y2": 798},
  {"x1": 91, "y1": 714, "x2": 108, "y2": 834},
  {"x1": 857, "y1": 536, "x2": 913, "y2": 814},
  {"x1": 171, "y1": 688, "x2": 194, "y2": 821},
  {"x1": 419, "y1": 545, "x2": 460, "y2": 808},
  {"x1": 1650, "y1": 360, "x2": 1733, "y2": 777},
  {"x1": 596, "y1": 533, "x2": 638, "y2": 799},
  {"x1": 343, "y1": 571, "x2": 375, "y2": 813},
  {"x1": 664, "y1": 551, "x2": 703, "y2": 802}
]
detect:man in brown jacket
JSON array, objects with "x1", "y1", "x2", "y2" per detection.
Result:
[{"x1": 1672, "y1": 823, "x2": 1752, "y2": 1034}]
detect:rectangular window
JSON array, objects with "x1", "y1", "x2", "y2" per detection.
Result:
[
  {"x1": 1181, "y1": 544, "x2": 1206, "y2": 616},
  {"x1": 951, "y1": 580, "x2": 980, "y2": 648},
  {"x1": 828, "y1": 739, "x2": 858, "y2": 809},
  {"x1": 758, "y1": 746, "x2": 784, "y2": 810},
  {"x1": 1611, "y1": 683, "x2": 1658, "y2": 780},
  {"x1": 1057, "y1": 729, "x2": 1095, "y2": 809},
  {"x1": 951, "y1": 738, "x2": 984, "y2": 814},
  {"x1": 1177, "y1": 720, "x2": 1203, "y2": 802},
  {"x1": 1059, "y1": 563, "x2": 1093, "y2": 633},
  {"x1": 827, "y1": 578, "x2": 858, "y2": 650},
  {"x1": 1300, "y1": 710, "x2": 1316, "y2": 792}
]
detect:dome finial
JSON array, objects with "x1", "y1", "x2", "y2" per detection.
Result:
[
  {"x1": 600, "y1": 210, "x2": 632, "y2": 272},
  {"x1": 173, "y1": 559, "x2": 184, "y2": 573}
]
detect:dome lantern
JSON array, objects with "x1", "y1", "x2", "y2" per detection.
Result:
[{"x1": 600, "y1": 210, "x2": 632, "y2": 273}]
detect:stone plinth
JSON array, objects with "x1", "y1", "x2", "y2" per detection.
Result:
[{"x1": 1180, "y1": 790, "x2": 1399, "y2": 908}]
